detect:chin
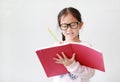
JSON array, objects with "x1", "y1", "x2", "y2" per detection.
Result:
[{"x1": 66, "y1": 37, "x2": 75, "y2": 40}]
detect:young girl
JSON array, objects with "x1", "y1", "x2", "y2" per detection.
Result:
[{"x1": 53, "y1": 7, "x2": 95, "y2": 82}]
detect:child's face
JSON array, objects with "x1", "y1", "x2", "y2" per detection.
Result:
[{"x1": 60, "y1": 13, "x2": 83, "y2": 41}]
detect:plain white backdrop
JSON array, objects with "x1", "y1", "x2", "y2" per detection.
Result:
[{"x1": 0, "y1": 0, "x2": 120, "y2": 82}]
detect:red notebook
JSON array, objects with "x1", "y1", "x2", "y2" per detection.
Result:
[{"x1": 36, "y1": 42, "x2": 105, "y2": 77}]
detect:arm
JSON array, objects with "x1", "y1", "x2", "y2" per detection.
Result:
[
  {"x1": 54, "y1": 52, "x2": 95, "y2": 79},
  {"x1": 65, "y1": 60, "x2": 95, "y2": 79}
]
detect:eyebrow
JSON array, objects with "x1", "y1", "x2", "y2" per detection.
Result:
[{"x1": 61, "y1": 22, "x2": 79, "y2": 24}]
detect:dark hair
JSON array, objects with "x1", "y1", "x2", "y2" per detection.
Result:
[{"x1": 57, "y1": 7, "x2": 82, "y2": 41}]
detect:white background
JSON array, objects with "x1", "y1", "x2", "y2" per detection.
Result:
[{"x1": 0, "y1": 0, "x2": 120, "y2": 82}]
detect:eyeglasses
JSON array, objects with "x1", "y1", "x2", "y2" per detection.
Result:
[{"x1": 60, "y1": 22, "x2": 80, "y2": 30}]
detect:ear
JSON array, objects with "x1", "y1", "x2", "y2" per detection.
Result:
[{"x1": 79, "y1": 22, "x2": 83, "y2": 29}]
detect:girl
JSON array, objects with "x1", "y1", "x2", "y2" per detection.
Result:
[{"x1": 53, "y1": 7, "x2": 95, "y2": 82}]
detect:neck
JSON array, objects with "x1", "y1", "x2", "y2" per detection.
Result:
[{"x1": 65, "y1": 38, "x2": 81, "y2": 43}]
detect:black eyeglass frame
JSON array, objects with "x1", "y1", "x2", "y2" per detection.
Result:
[{"x1": 60, "y1": 22, "x2": 80, "y2": 30}]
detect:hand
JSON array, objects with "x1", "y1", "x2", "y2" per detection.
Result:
[{"x1": 53, "y1": 52, "x2": 76, "y2": 66}]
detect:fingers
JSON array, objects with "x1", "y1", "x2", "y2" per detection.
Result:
[
  {"x1": 53, "y1": 53, "x2": 64, "y2": 64},
  {"x1": 56, "y1": 53, "x2": 63, "y2": 60},
  {"x1": 53, "y1": 52, "x2": 67, "y2": 65},
  {"x1": 54, "y1": 52, "x2": 75, "y2": 60},
  {"x1": 53, "y1": 52, "x2": 76, "y2": 65},
  {"x1": 54, "y1": 52, "x2": 67, "y2": 60},
  {"x1": 61, "y1": 52, "x2": 67, "y2": 60},
  {"x1": 53, "y1": 57, "x2": 59, "y2": 61},
  {"x1": 71, "y1": 53, "x2": 76, "y2": 60}
]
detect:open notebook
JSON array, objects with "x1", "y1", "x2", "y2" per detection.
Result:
[{"x1": 36, "y1": 42, "x2": 105, "y2": 77}]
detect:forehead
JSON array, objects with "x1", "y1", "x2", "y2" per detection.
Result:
[{"x1": 60, "y1": 13, "x2": 78, "y2": 24}]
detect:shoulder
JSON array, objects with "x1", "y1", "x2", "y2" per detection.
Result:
[
  {"x1": 80, "y1": 41, "x2": 92, "y2": 47},
  {"x1": 53, "y1": 41, "x2": 64, "y2": 45}
]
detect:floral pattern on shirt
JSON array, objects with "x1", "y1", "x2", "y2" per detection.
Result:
[{"x1": 60, "y1": 73, "x2": 78, "y2": 80}]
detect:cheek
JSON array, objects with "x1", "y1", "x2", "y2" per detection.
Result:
[
  {"x1": 62, "y1": 31, "x2": 66, "y2": 35},
  {"x1": 74, "y1": 29, "x2": 80, "y2": 34}
]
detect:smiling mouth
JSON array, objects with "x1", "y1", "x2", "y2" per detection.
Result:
[{"x1": 67, "y1": 32, "x2": 74, "y2": 35}]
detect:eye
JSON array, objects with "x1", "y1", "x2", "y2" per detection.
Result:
[
  {"x1": 60, "y1": 24, "x2": 68, "y2": 30},
  {"x1": 70, "y1": 22, "x2": 77, "y2": 26},
  {"x1": 61, "y1": 24, "x2": 67, "y2": 28},
  {"x1": 71, "y1": 22, "x2": 76, "y2": 26}
]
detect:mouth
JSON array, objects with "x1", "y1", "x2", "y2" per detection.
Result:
[{"x1": 66, "y1": 32, "x2": 74, "y2": 36}]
